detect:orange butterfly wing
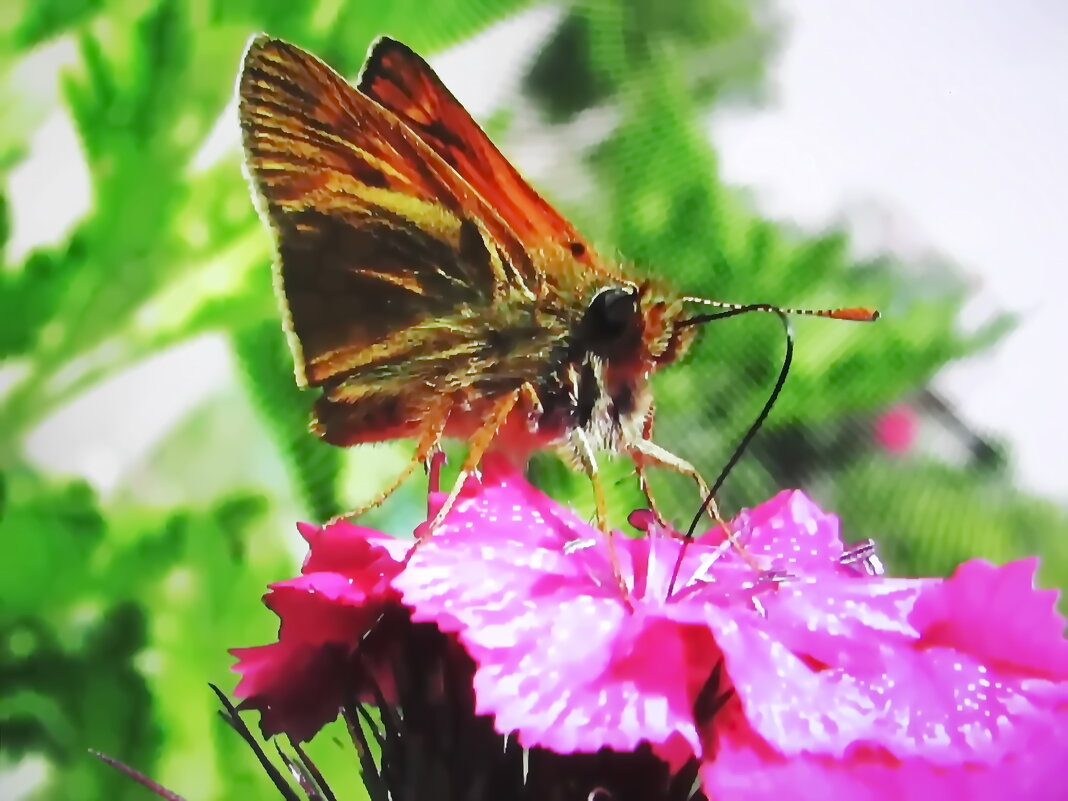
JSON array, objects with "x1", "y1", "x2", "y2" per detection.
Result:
[
  {"x1": 239, "y1": 35, "x2": 583, "y2": 446},
  {"x1": 239, "y1": 36, "x2": 538, "y2": 386},
  {"x1": 358, "y1": 37, "x2": 619, "y2": 280}
]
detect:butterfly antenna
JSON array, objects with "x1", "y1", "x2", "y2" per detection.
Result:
[
  {"x1": 680, "y1": 298, "x2": 880, "y2": 326},
  {"x1": 678, "y1": 296, "x2": 879, "y2": 536}
]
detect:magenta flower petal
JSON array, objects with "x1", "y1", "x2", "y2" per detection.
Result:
[
  {"x1": 733, "y1": 489, "x2": 850, "y2": 577},
  {"x1": 232, "y1": 522, "x2": 406, "y2": 741},
  {"x1": 703, "y1": 708, "x2": 1068, "y2": 801},
  {"x1": 706, "y1": 585, "x2": 1068, "y2": 764},
  {"x1": 394, "y1": 459, "x2": 720, "y2": 754},
  {"x1": 230, "y1": 639, "x2": 353, "y2": 742},
  {"x1": 232, "y1": 573, "x2": 377, "y2": 740},
  {"x1": 700, "y1": 549, "x2": 1068, "y2": 765},
  {"x1": 910, "y1": 557, "x2": 1068, "y2": 680},
  {"x1": 298, "y1": 520, "x2": 409, "y2": 582},
  {"x1": 269, "y1": 571, "x2": 386, "y2": 641}
]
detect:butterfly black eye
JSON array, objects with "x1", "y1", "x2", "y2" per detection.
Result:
[{"x1": 585, "y1": 288, "x2": 638, "y2": 342}]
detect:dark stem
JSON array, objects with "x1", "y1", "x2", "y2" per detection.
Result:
[
  {"x1": 209, "y1": 683, "x2": 303, "y2": 801},
  {"x1": 91, "y1": 751, "x2": 187, "y2": 801}
]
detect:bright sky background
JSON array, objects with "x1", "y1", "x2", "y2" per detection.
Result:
[{"x1": 8, "y1": 1, "x2": 1067, "y2": 503}]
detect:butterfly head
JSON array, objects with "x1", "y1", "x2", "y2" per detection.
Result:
[{"x1": 575, "y1": 282, "x2": 698, "y2": 375}]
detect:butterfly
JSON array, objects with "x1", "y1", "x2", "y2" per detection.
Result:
[{"x1": 236, "y1": 34, "x2": 877, "y2": 548}]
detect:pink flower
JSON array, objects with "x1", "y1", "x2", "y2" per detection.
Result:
[
  {"x1": 230, "y1": 521, "x2": 408, "y2": 741},
  {"x1": 394, "y1": 456, "x2": 1068, "y2": 797},
  {"x1": 232, "y1": 453, "x2": 1068, "y2": 797},
  {"x1": 874, "y1": 403, "x2": 918, "y2": 454}
]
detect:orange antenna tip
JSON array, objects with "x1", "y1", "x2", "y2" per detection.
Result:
[
  {"x1": 826, "y1": 307, "x2": 881, "y2": 322},
  {"x1": 679, "y1": 298, "x2": 882, "y2": 326}
]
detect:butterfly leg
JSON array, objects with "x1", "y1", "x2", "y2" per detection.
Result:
[
  {"x1": 519, "y1": 382, "x2": 544, "y2": 432},
  {"x1": 629, "y1": 438, "x2": 721, "y2": 527},
  {"x1": 568, "y1": 427, "x2": 629, "y2": 601},
  {"x1": 422, "y1": 388, "x2": 520, "y2": 535},
  {"x1": 329, "y1": 405, "x2": 449, "y2": 525},
  {"x1": 628, "y1": 438, "x2": 758, "y2": 567},
  {"x1": 633, "y1": 409, "x2": 670, "y2": 528},
  {"x1": 568, "y1": 428, "x2": 610, "y2": 531}
]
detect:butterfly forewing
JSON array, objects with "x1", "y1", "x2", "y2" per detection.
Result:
[
  {"x1": 238, "y1": 36, "x2": 541, "y2": 398},
  {"x1": 358, "y1": 37, "x2": 618, "y2": 283}
]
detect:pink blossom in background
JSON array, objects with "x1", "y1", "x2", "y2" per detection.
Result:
[{"x1": 874, "y1": 403, "x2": 918, "y2": 454}]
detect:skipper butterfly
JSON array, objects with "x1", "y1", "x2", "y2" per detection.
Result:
[{"x1": 237, "y1": 35, "x2": 876, "y2": 544}]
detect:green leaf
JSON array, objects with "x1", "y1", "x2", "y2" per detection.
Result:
[
  {"x1": 10, "y1": 0, "x2": 103, "y2": 50},
  {"x1": 232, "y1": 319, "x2": 344, "y2": 522}
]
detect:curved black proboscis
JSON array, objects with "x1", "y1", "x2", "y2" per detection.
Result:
[
  {"x1": 665, "y1": 308, "x2": 795, "y2": 600},
  {"x1": 684, "y1": 307, "x2": 794, "y2": 540}
]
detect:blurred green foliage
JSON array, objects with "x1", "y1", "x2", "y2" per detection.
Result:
[{"x1": 0, "y1": 0, "x2": 1064, "y2": 798}]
